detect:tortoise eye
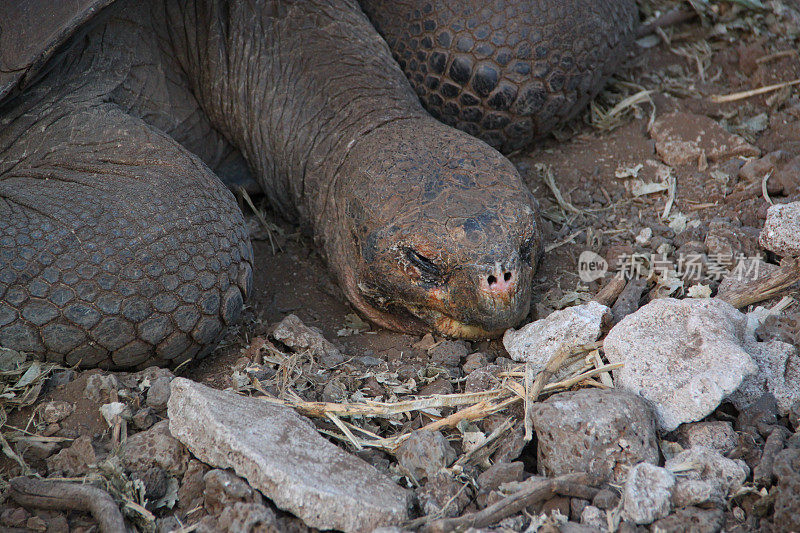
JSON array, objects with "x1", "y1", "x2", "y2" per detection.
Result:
[
  {"x1": 520, "y1": 237, "x2": 535, "y2": 264},
  {"x1": 405, "y1": 248, "x2": 442, "y2": 279}
]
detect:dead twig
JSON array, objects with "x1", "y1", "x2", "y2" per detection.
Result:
[
  {"x1": 716, "y1": 258, "x2": 800, "y2": 309},
  {"x1": 9, "y1": 477, "x2": 125, "y2": 533},
  {"x1": 420, "y1": 472, "x2": 602, "y2": 532},
  {"x1": 593, "y1": 276, "x2": 627, "y2": 307}
]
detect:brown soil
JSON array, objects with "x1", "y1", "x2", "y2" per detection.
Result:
[{"x1": 3, "y1": 1, "x2": 800, "y2": 531}]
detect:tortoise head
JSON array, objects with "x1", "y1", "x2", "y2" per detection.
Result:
[{"x1": 329, "y1": 118, "x2": 542, "y2": 339}]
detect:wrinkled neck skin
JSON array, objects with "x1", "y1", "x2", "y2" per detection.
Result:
[
  {"x1": 167, "y1": 0, "x2": 541, "y2": 338},
  {"x1": 165, "y1": 0, "x2": 426, "y2": 222}
]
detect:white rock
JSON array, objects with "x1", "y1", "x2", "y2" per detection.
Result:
[
  {"x1": 730, "y1": 339, "x2": 800, "y2": 416},
  {"x1": 167, "y1": 378, "x2": 409, "y2": 532},
  {"x1": 759, "y1": 202, "x2": 800, "y2": 256},
  {"x1": 676, "y1": 421, "x2": 738, "y2": 455},
  {"x1": 580, "y1": 505, "x2": 607, "y2": 529},
  {"x1": 603, "y1": 298, "x2": 757, "y2": 432},
  {"x1": 665, "y1": 446, "x2": 749, "y2": 506},
  {"x1": 622, "y1": 463, "x2": 675, "y2": 525},
  {"x1": 503, "y1": 301, "x2": 610, "y2": 368}
]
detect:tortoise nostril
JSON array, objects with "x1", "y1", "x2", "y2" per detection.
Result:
[
  {"x1": 487, "y1": 274, "x2": 497, "y2": 285},
  {"x1": 504, "y1": 272, "x2": 512, "y2": 282}
]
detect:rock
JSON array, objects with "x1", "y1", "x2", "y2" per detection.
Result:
[
  {"x1": 146, "y1": 376, "x2": 172, "y2": 411},
  {"x1": 731, "y1": 339, "x2": 800, "y2": 416},
  {"x1": 45, "y1": 369, "x2": 76, "y2": 389},
  {"x1": 25, "y1": 516, "x2": 47, "y2": 532},
  {"x1": 503, "y1": 301, "x2": 610, "y2": 368},
  {"x1": 46, "y1": 435, "x2": 95, "y2": 476},
  {"x1": 670, "y1": 478, "x2": 721, "y2": 508},
  {"x1": 418, "y1": 378, "x2": 453, "y2": 396},
  {"x1": 773, "y1": 448, "x2": 800, "y2": 531},
  {"x1": 790, "y1": 400, "x2": 800, "y2": 431},
  {"x1": 418, "y1": 472, "x2": 470, "y2": 517},
  {"x1": 675, "y1": 421, "x2": 738, "y2": 455},
  {"x1": 759, "y1": 202, "x2": 800, "y2": 256},
  {"x1": 530, "y1": 389, "x2": 659, "y2": 483},
  {"x1": 272, "y1": 314, "x2": 345, "y2": 368},
  {"x1": 611, "y1": 278, "x2": 647, "y2": 324},
  {"x1": 622, "y1": 463, "x2": 675, "y2": 525},
  {"x1": 203, "y1": 469, "x2": 264, "y2": 516},
  {"x1": 464, "y1": 366, "x2": 501, "y2": 393},
  {"x1": 592, "y1": 489, "x2": 620, "y2": 510},
  {"x1": 651, "y1": 506, "x2": 724, "y2": 533},
  {"x1": 395, "y1": 430, "x2": 456, "y2": 481},
  {"x1": 427, "y1": 340, "x2": 469, "y2": 367},
  {"x1": 84, "y1": 373, "x2": 118, "y2": 403},
  {"x1": 753, "y1": 428, "x2": 787, "y2": 487},
  {"x1": 156, "y1": 516, "x2": 182, "y2": 533},
  {"x1": 737, "y1": 392, "x2": 779, "y2": 437},
  {"x1": 217, "y1": 502, "x2": 277, "y2": 533},
  {"x1": 649, "y1": 111, "x2": 760, "y2": 166},
  {"x1": 132, "y1": 466, "x2": 168, "y2": 501},
  {"x1": 35, "y1": 401, "x2": 74, "y2": 424},
  {"x1": 462, "y1": 352, "x2": 489, "y2": 374},
  {"x1": 17, "y1": 439, "x2": 58, "y2": 460},
  {"x1": 477, "y1": 461, "x2": 524, "y2": 491},
  {"x1": 570, "y1": 498, "x2": 589, "y2": 521},
  {"x1": 604, "y1": 298, "x2": 757, "y2": 431},
  {"x1": 132, "y1": 407, "x2": 156, "y2": 430},
  {"x1": 580, "y1": 505, "x2": 606, "y2": 529},
  {"x1": 120, "y1": 420, "x2": 188, "y2": 475},
  {"x1": 168, "y1": 377, "x2": 409, "y2": 532},
  {"x1": 772, "y1": 154, "x2": 800, "y2": 195},
  {"x1": 1, "y1": 507, "x2": 29, "y2": 528},
  {"x1": 665, "y1": 446, "x2": 749, "y2": 505},
  {"x1": 177, "y1": 459, "x2": 209, "y2": 512},
  {"x1": 704, "y1": 218, "x2": 760, "y2": 262},
  {"x1": 738, "y1": 150, "x2": 792, "y2": 182}
]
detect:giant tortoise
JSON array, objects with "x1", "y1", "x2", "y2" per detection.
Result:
[{"x1": 0, "y1": 0, "x2": 637, "y2": 368}]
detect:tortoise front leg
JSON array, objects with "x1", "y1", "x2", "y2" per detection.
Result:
[{"x1": 0, "y1": 100, "x2": 252, "y2": 368}]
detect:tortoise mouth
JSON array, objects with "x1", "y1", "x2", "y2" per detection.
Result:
[{"x1": 406, "y1": 306, "x2": 505, "y2": 340}]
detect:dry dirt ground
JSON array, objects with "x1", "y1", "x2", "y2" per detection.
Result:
[{"x1": 1, "y1": 1, "x2": 800, "y2": 532}]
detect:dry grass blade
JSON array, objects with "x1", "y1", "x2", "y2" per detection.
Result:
[
  {"x1": 590, "y1": 89, "x2": 655, "y2": 132},
  {"x1": 710, "y1": 79, "x2": 800, "y2": 103},
  {"x1": 523, "y1": 363, "x2": 535, "y2": 441},
  {"x1": 538, "y1": 164, "x2": 583, "y2": 215},
  {"x1": 238, "y1": 186, "x2": 282, "y2": 254}
]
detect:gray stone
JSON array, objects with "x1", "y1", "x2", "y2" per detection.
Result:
[
  {"x1": 35, "y1": 400, "x2": 74, "y2": 424},
  {"x1": 395, "y1": 430, "x2": 456, "y2": 481},
  {"x1": 477, "y1": 461, "x2": 524, "y2": 491},
  {"x1": 730, "y1": 339, "x2": 800, "y2": 417},
  {"x1": 272, "y1": 314, "x2": 345, "y2": 368},
  {"x1": 651, "y1": 506, "x2": 724, "y2": 533},
  {"x1": 580, "y1": 505, "x2": 607, "y2": 530},
  {"x1": 604, "y1": 298, "x2": 757, "y2": 432},
  {"x1": 675, "y1": 421, "x2": 738, "y2": 455},
  {"x1": 217, "y1": 502, "x2": 277, "y2": 533},
  {"x1": 665, "y1": 446, "x2": 749, "y2": 505},
  {"x1": 530, "y1": 388, "x2": 659, "y2": 483},
  {"x1": 622, "y1": 463, "x2": 675, "y2": 525},
  {"x1": 146, "y1": 375, "x2": 172, "y2": 411},
  {"x1": 84, "y1": 373, "x2": 118, "y2": 403},
  {"x1": 167, "y1": 378, "x2": 409, "y2": 532},
  {"x1": 120, "y1": 419, "x2": 188, "y2": 475},
  {"x1": 759, "y1": 202, "x2": 800, "y2": 256},
  {"x1": 503, "y1": 301, "x2": 610, "y2": 368}
]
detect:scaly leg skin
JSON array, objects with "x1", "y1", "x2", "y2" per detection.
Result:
[{"x1": 0, "y1": 98, "x2": 252, "y2": 369}]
